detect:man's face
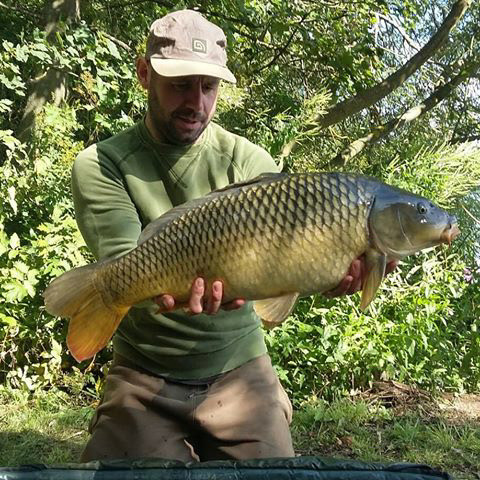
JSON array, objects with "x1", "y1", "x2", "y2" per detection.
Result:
[{"x1": 141, "y1": 63, "x2": 220, "y2": 145}]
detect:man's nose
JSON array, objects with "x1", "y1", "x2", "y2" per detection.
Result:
[{"x1": 184, "y1": 83, "x2": 204, "y2": 111}]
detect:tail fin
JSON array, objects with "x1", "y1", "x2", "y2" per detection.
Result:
[{"x1": 43, "y1": 264, "x2": 129, "y2": 362}]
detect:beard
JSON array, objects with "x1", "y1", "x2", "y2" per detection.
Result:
[{"x1": 147, "y1": 88, "x2": 210, "y2": 146}]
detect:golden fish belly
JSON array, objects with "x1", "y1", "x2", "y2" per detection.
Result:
[{"x1": 96, "y1": 173, "x2": 372, "y2": 308}]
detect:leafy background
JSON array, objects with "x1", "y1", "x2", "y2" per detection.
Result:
[{"x1": 0, "y1": 0, "x2": 479, "y2": 405}]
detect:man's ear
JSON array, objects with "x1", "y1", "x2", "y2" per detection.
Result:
[{"x1": 136, "y1": 57, "x2": 149, "y2": 89}]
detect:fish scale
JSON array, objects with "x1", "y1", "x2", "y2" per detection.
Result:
[{"x1": 96, "y1": 173, "x2": 371, "y2": 306}]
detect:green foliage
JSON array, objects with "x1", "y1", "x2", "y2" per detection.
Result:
[
  {"x1": 0, "y1": 15, "x2": 145, "y2": 390},
  {"x1": 0, "y1": 0, "x2": 479, "y2": 403},
  {"x1": 381, "y1": 142, "x2": 480, "y2": 208},
  {"x1": 0, "y1": 104, "x2": 89, "y2": 389},
  {"x1": 268, "y1": 250, "x2": 479, "y2": 404},
  {"x1": 0, "y1": 22, "x2": 143, "y2": 141},
  {"x1": 217, "y1": 83, "x2": 332, "y2": 161}
]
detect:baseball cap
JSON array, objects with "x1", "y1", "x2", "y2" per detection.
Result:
[{"x1": 146, "y1": 9, "x2": 236, "y2": 83}]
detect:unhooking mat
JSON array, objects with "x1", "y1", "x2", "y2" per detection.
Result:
[{"x1": 0, "y1": 456, "x2": 452, "y2": 479}]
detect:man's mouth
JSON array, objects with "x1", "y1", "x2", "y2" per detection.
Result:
[{"x1": 174, "y1": 116, "x2": 202, "y2": 130}]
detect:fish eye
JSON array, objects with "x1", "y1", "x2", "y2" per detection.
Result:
[{"x1": 417, "y1": 202, "x2": 428, "y2": 214}]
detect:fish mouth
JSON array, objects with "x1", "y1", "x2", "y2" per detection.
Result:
[{"x1": 440, "y1": 223, "x2": 460, "y2": 246}]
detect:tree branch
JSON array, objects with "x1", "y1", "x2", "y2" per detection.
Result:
[
  {"x1": 254, "y1": 12, "x2": 310, "y2": 74},
  {"x1": 316, "y1": 0, "x2": 471, "y2": 130},
  {"x1": 328, "y1": 59, "x2": 480, "y2": 167},
  {"x1": 377, "y1": 13, "x2": 420, "y2": 51},
  {"x1": 104, "y1": 32, "x2": 132, "y2": 51},
  {"x1": 90, "y1": 28, "x2": 133, "y2": 52}
]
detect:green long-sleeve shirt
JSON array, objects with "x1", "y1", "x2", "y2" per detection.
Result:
[{"x1": 72, "y1": 119, "x2": 279, "y2": 379}]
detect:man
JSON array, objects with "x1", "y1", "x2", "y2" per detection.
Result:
[{"x1": 74, "y1": 9, "x2": 383, "y2": 462}]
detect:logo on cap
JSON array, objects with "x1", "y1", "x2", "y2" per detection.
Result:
[{"x1": 192, "y1": 38, "x2": 207, "y2": 53}]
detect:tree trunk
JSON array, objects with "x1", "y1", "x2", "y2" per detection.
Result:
[{"x1": 16, "y1": 0, "x2": 80, "y2": 144}]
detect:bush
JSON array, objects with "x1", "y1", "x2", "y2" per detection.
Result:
[
  {"x1": 0, "y1": 104, "x2": 88, "y2": 389},
  {"x1": 0, "y1": 22, "x2": 141, "y2": 391},
  {"x1": 267, "y1": 249, "x2": 479, "y2": 405}
]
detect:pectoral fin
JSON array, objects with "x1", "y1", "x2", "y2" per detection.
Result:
[
  {"x1": 254, "y1": 293, "x2": 299, "y2": 329},
  {"x1": 360, "y1": 249, "x2": 387, "y2": 310}
]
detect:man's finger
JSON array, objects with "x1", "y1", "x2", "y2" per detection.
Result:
[
  {"x1": 346, "y1": 259, "x2": 363, "y2": 294},
  {"x1": 189, "y1": 277, "x2": 205, "y2": 314},
  {"x1": 349, "y1": 275, "x2": 363, "y2": 294},
  {"x1": 205, "y1": 280, "x2": 223, "y2": 314},
  {"x1": 324, "y1": 276, "x2": 353, "y2": 298},
  {"x1": 153, "y1": 294, "x2": 175, "y2": 313},
  {"x1": 222, "y1": 298, "x2": 246, "y2": 310},
  {"x1": 349, "y1": 259, "x2": 361, "y2": 278},
  {"x1": 385, "y1": 260, "x2": 398, "y2": 275}
]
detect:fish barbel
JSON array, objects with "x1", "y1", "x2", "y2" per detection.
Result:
[{"x1": 43, "y1": 172, "x2": 459, "y2": 362}]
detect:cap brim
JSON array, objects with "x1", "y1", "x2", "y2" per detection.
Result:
[{"x1": 150, "y1": 57, "x2": 236, "y2": 83}]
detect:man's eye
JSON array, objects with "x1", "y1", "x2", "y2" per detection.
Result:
[
  {"x1": 203, "y1": 82, "x2": 219, "y2": 92},
  {"x1": 172, "y1": 83, "x2": 188, "y2": 91}
]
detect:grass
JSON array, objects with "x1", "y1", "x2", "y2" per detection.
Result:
[
  {"x1": 0, "y1": 385, "x2": 479, "y2": 479},
  {"x1": 0, "y1": 386, "x2": 93, "y2": 466},
  {"x1": 291, "y1": 394, "x2": 480, "y2": 480}
]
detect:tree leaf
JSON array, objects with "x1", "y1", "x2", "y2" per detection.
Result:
[{"x1": 106, "y1": 38, "x2": 121, "y2": 59}]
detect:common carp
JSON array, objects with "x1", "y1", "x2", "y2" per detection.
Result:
[{"x1": 43, "y1": 172, "x2": 459, "y2": 362}]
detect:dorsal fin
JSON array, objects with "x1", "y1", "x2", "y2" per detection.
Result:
[
  {"x1": 137, "y1": 172, "x2": 286, "y2": 245},
  {"x1": 208, "y1": 172, "x2": 286, "y2": 194}
]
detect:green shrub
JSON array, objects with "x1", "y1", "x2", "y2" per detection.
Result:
[
  {"x1": 0, "y1": 104, "x2": 88, "y2": 389},
  {"x1": 267, "y1": 250, "x2": 479, "y2": 404}
]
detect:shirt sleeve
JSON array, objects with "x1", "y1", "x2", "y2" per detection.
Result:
[
  {"x1": 71, "y1": 144, "x2": 142, "y2": 261},
  {"x1": 233, "y1": 136, "x2": 281, "y2": 180}
]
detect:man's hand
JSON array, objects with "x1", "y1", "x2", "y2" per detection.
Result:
[
  {"x1": 324, "y1": 255, "x2": 398, "y2": 298},
  {"x1": 154, "y1": 278, "x2": 245, "y2": 315}
]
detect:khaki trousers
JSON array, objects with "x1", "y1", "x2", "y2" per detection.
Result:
[{"x1": 80, "y1": 354, "x2": 294, "y2": 462}]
